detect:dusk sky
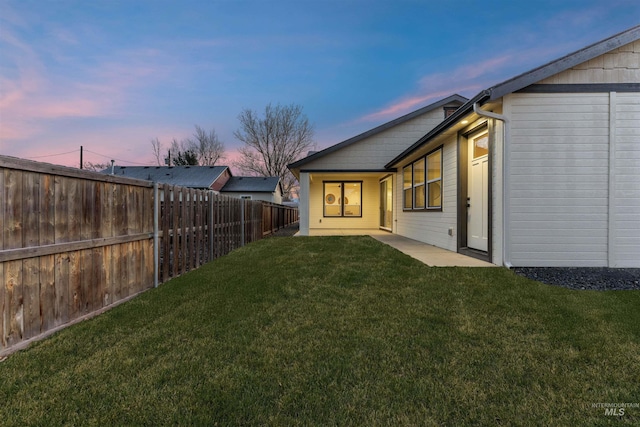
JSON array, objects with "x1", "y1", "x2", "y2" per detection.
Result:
[{"x1": 1, "y1": 0, "x2": 639, "y2": 170}]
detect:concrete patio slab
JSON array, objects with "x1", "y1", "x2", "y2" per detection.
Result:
[{"x1": 372, "y1": 234, "x2": 496, "y2": 267}]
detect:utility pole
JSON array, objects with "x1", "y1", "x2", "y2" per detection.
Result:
[{"x1": 80, "y1": 146, "x2": 83, "y2": 169}]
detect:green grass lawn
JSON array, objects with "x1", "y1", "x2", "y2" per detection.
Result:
[{"x1": 1, "y1": 236, "x2": 639, "y2": 426}]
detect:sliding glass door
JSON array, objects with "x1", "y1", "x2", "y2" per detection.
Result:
[{"x1": 379, "y1": 176, "x2": 393, "y2": 231}]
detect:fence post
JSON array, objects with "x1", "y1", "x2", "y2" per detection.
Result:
[
  {"x1": 209, "y1": 191, "x2": 214, "y2": 261},
  {"x1": 153, "y1": 183, "x2": 159, "y2": 288},
  {"x1": 240, "y1": 198, "x2": 245, "y2": 247}
]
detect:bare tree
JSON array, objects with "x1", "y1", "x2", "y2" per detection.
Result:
[
  {"x1": 169, "y1": 138, "x2": 198, "y2": 166},
  {"x1": 83, "y1": 161, "x2": 112, "y2": 172},
  {"x1": 234, "y1": 103, "x2": 314, "y2": 198},
  {"x1": 186, "y1": 125, "x2": 225, "y2": 166},
  {"x1": 151, "y1": 137, "x2": 164, "y2": 165}
]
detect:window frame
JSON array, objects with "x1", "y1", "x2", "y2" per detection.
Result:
[
  {"x1": 426, "y1": 148, "x2": 442, "y2": 210},
  {"x1": 402, "y1": 146, "x2": 443, "y2": 212},
  {"x1": 323, "y1": 181, "x2": 363, "y2": 218},
  {"x1": 403, "y1": 165, "x2": 413, "y2": 210},
  {"x1": 413, "y1": 157, "x2": 426, "y2": 209}
]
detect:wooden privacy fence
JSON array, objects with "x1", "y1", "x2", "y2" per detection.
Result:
[
  {"x1": 0, "y1": 156, "x2": 298, "y2": 354},
  {"x1": 262, "y1": 202, "x2": 299, "y2": 236}
]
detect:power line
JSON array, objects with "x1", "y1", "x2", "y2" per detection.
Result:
[
  {"x1": 23, "y1": 147, "x2": 151, "y2": 167},
  {"x1": 26, "y1": 149, "x2": 80, "y2": 159},
  {"x1": 83, "y1": 149, "x2": 150, "y2": 166}
]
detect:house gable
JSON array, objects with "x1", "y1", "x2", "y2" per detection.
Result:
[
  {"x1": 211, "y1": 168, "x2": 232, "y2": 191},
  {"x1": 534, "y1": 40, "x2": 640, "y2": 85},
  {"x1": 289, "y1": 94, "x2": 467, "y2": 175},
  {"x1": 220, "y1": 176, "x2": 283, "y2": 204},
  {"x1": 490, "y1": 25, "x2": 640, "y2": 100}
]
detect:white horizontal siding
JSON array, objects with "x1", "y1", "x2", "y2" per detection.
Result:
[
  {"x1": 394, "y1": 138, "x2": 457, "y2": 251},
  {"x1": 613, "y1": 92, "x2": 640, "y2": 267},
  {"x1": 508, "y1": 93, "x2": 610, "y2": 267},
  {"x1": 304, "y1": 108, "x2": 446, "y2": 170}
]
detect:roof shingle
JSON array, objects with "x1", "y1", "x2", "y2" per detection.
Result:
[
  {"x1": 221, "y1": 176, "x2": 280, "y2": 193},
  {"x1": 104, "y1": 166, "x2": 228, "y2": 188}
]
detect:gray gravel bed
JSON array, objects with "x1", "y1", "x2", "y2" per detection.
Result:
[{"x1": 513, "y1": 267, "x2": 640, "y2": 291}]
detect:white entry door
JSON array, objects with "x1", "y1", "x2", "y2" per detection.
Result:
[{"x1": 468, "y1": 132, "x2": 489, "y2": 251}]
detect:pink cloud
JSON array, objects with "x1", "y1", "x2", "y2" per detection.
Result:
[
  {"x1": 359, "y1": 91, "x2": 452, "y2": 122},
  {"x1": 0, "y1": 29, "x2": 175, "y2": 143},
  {"x1": 354, "y1": 42, "x2": 579, "y2": 125},
  {"x1": 353, "y1": 55, "x2": 515, "y2": 124},
  {"x1": 356, "y1": 83, "x2": 482, "y2": 124},
  {"x1": 425, "y1": 54, "x2": 512, "y2": 84},
  {"x1": 38, "y1": 98, "x2": 105, "y2": 118},
  {"x1": 2, "y1": 120, "x2": 247, "y2": 173}
]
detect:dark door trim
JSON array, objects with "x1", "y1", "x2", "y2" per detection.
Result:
[{"x1": 457, "y1": 121, "x2": 492, "y2": 263}]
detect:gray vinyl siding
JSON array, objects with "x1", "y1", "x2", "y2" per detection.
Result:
[
  {"x1": 304, "y1": 109, "x2": 447, "y2": 170},
  {"x1": 508, "y1": 93, "x2": 611, "y2": 267},
  {"x1": 613, "y1": 93, "x2": 640, "y2": 267}
]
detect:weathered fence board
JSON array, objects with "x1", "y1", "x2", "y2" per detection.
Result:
[
  {"x1": 1, "y1": 155, "x2": 298, "y2": 355},
  {"x1": 0, "y1": 168, "x2": 3, "y2": 251},
  {"x1": 4, "y1": 259, "x2": 22, "y2": 347},
  {"x1": 40, "y1": 254, "x2": 55, "y2": 331},
  {"x1": 54, "y1": 252, "x2": 69, "y2": 326},
  {"x1": 0, "y1": 261, "x2": 3, "y2": 348},
  {"x1": 41, "y1": 175, "x2": 55, "y2": 245},
  {"x1": 5, "y1": 170, "x2": 22, "y2": 249},
  {"x1": 23, "y1": 257, "x2": 39, "y2": 339}
]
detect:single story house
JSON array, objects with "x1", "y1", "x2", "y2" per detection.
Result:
[
  {"x1": 288, "y1": 94, "x2": 467, "y2": 231},
  {"x1": 289, "y1": 25, "x2": 640, "y2": 268},
  {"x1": 107, "y1": 165, "x2": 232, "y2": 191},
  {"x1": 220, "y1": 176, "x2": 284, "y2": 204},
  {"x1": 104, "y1": 165, "x2": 284, "y2": 204}
]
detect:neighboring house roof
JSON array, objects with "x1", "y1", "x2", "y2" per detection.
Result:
[
  {"x1": 385, "y1": 24, "x2": 640, "y2": 168},
  {"x1": 221, "y1": 176, "x2": 281, "y2": 193},
  {"x1": 104, "y1": 166, "x2": 230, "y2": 188},
  {"x1": 288, "y1": 94, "x2": 468, "y2": 170}
]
